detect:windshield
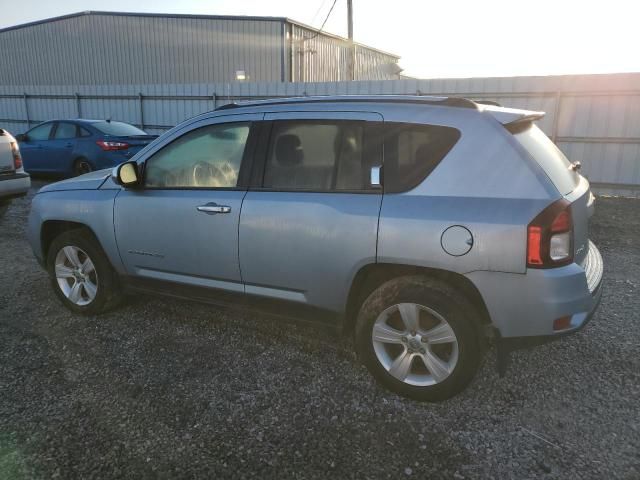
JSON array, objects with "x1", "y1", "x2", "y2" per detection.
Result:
[
  {"x1": 514, "y1": 124, "x2": 579, "y2": 195},
  {"x1": 92, "y1": 121, "x2": 147, "y2": 137}
]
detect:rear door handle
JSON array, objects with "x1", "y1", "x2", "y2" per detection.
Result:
[{"x1": 196, "y1": 203, "x2": 231, "y2": 215}]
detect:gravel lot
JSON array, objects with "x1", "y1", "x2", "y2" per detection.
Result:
[{"x1": 1, "y1": 180, "x2": 638, "y2": 479}]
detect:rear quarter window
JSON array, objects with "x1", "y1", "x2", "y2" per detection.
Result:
[
  {"x1": 383, "y1": 123, "x2": 461, "y2": 193},
  {"x1": 79, "y1": 127, "x2": 92, "y2": 137}
]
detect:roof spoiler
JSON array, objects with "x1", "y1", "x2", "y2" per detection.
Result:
[{"x1": 479, "y1": 104, "x2": 545, "y2": 132}]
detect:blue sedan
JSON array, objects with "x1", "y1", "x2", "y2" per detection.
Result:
[{"x1": 16, "y1": 119, "x2": 157, "y2": 176}]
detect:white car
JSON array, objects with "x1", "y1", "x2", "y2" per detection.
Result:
[{"x1": 0, "y1": 128, "x2": 31, "y2": 203}]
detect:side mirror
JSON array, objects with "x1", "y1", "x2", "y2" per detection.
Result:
[
  {"x1": 112, "y1": 161, "x2": 140, "y2": 187},
  {"x1": 15, "y1": 133, "x2": 27, "y2": 142}
]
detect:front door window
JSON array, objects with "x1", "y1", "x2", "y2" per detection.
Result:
[{"x1": 144, "y1": 123, "x2": 250, "y2": 189}]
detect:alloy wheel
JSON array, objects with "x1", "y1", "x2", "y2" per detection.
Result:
[
  {"x1": 371, "y1": 302, "x2": 459, "y2": 386},
  {"x1": 54, "y1": 246, "x2": 99, "y2": 306}
]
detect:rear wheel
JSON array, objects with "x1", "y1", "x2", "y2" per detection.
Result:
[
  {"x1": 355, "y1": 275, "x2": 482, "y2": 401},
  {"x1": 73, "y1": 158, "x2": 93, "y2": 176},
  {"x1": 46, "y1": 229, "x2": 123, "y2": 314}
]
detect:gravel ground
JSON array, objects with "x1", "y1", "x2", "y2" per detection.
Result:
[{"x1": 0, "y1": 181, "x2": 638, "y2": 479}]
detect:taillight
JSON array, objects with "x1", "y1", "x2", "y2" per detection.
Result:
[
  {"x1": 96, "y1": 140, "x2": 129, "y2": 151},
  {"x1": 527, "y1": 199, "x2": 573, "y2": 268},
  {"x1": 10, "y1": 141, "x2": 22, "y2": 169},
  {"x1": 553, "y1": 316, "x2": 572, "y2": 331}
]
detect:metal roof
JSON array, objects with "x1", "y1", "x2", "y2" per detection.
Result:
[{"x1": 0, "y1": 10, "x2": 289, "y2": 32}]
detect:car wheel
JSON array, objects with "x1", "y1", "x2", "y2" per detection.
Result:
[
  {"x1": 73, "y1": 158, "x2": 93, "y2": 176},
  {"x1": 355, "y1": 275, "x2": 482, "y2": 401},
  {"x1": 46, "y1": 229, "x2": 123, "y2": 315}
]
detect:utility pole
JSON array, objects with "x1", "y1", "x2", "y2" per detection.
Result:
[{"x1": 347, "y1": 0, "x2": 354, "y2": 80}]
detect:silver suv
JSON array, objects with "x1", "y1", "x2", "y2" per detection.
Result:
[{"x1": 27, "y1": 96, "x2": 603, "y2": 401}]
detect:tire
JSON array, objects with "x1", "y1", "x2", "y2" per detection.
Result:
[
  {"x1": 73, "y1": 157, "x2": 93, "y2": 176},
  {"x1": 46, "y1": 229, "x2": 123, "y2": 315},
  {"x1": 355, "y1": 275, "x2": 482, "y2": 401}
]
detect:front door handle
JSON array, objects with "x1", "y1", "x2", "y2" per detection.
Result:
[{"x1": 196, "y1": 203, "x2": 231, "y2": 215}]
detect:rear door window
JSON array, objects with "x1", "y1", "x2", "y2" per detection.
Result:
[
  {"x1": 513, "y1": 124, "x2": 579, "y2": 195},
  {"x1": 262, "y1": 120, "x2": 372, "y2": 191},
  {"x1": 53, "y1": 122, "x2": 78, "y2": 140},
  {"x1": 383, "y1": 123, "x2": 461, "y2": 193}
]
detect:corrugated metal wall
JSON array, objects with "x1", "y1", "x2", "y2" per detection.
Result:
[
  {"x1": 0, "y1": 13, "x2": 400, "y2": 85},
  {"x1": 0, "y1": 13, "x2": 286, "y2": 84},
  {"x1": 1, "y1": 72, "x2": 639, "y2": 196},
  {"x1": 288, "y1": 24, "x2": 400, "y2": 82}
]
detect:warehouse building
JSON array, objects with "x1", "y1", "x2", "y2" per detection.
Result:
[{"x1": 0, "y1": 11, "x2": 402, "y2": 85}]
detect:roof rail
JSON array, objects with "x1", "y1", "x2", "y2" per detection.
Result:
[
  {"x1": 214, "y1": 95, "x2": 478, "y2": 111},
  {"x1": 216, "y1": 103, "x2": 240, "y2": 111},
  {"x1": 474, "y1": 100, "x2": 502, "y2": 107}
]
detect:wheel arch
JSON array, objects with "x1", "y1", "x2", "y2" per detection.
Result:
[
  {"x1": 344, "y1": 263, "x2": 493, "y2": 337},
  {"x1": 72, "y1": 156, "x2": 93, "y2": 172},
  {"x1": 41, "y1": 220, "x2": 103, "y2": 263}
]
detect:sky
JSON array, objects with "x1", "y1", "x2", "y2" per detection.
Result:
[{"x1": 0, "y1": 0, "x2": 637, "y2": 79}]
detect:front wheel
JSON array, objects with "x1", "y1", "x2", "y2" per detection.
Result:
[
  {"x1": 355, "y1": 276, "x2": 482, "y2": 401},
  {"x1": 46, "y1": 229, "x2": 123, "y2": 315}
]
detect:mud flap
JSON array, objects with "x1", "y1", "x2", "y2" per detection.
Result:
[{"x1": 496, "y1": 335, "x2": 512, "y2": 377}]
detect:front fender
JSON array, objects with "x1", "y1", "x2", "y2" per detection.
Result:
[{"x1": 27, "y1": 189, "x2": 125, "y2": 273}]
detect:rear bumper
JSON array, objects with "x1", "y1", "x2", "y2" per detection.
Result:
[
  {"x1": 0, "y1": 172, "x2": 31, "y2": 199},
  {"x1": 466, "y1": 240, "x2": 604, "y2": 340},
  {"x1": 497, "y1": 278, "x2": 602, "y2": 350}
]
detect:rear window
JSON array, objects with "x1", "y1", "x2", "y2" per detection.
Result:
[
  {"x1": 92, "y1": 121, "x2": 146, "y2": 137},
  {"x1": 383, "y1": 123, "x2": 461, "y2": 193},
  {"x1": 514, "y1": 124, "x2": 579, "y2": 195}
]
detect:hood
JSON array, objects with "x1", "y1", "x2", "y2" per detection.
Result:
[{"x1": 38, "y1": 169, "x2": 112, "y2": 193}]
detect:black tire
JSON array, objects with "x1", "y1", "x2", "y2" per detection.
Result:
[
  {"x1": 73, "y1": 157, "x2": 93, "y2": 176},
  {"x1": 355, "y1": 275, "x2": 482, "y2": 401},
  {"x1": 46, "y1": 229, "x2": 123, "y2": 315}
]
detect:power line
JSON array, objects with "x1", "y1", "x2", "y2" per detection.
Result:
[
  {"x1": 310, "y1": 0, "x2": 329, "y2": 25},
  {"x1": 305, "y1": 0, "x2": 339, "y2": 41}
]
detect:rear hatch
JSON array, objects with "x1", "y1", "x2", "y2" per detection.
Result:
[
  {"x1": 512, "y1": 123, "x2": 592, "y2": 266},
  {"x1": 0, "y1": 130, "x2": 16, "y2": 175},
  {"x1": 481, "y1": 105, "x2": 592, "y2": 266}
]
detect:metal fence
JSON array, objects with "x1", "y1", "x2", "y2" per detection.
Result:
[{"x1": 1, "y1": 73, "x2": 639, "y2": 196}]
